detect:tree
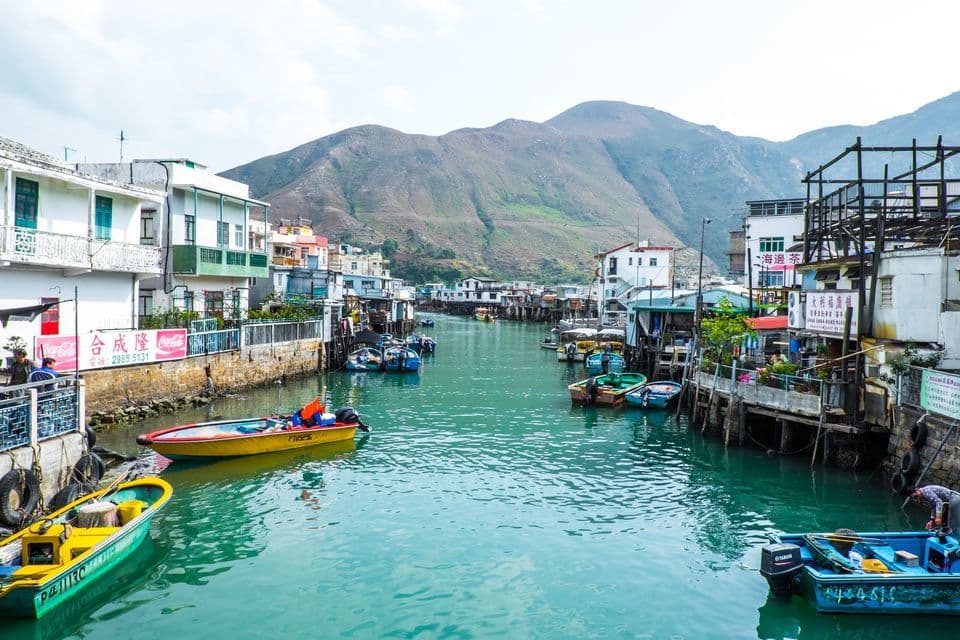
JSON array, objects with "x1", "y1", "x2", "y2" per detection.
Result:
[
  {"x1": 700, "y1": 297, "x2": 754, "y2": 367},
  {"x1": 381, "y1": 238, "x2": 398, "y2": 259}
]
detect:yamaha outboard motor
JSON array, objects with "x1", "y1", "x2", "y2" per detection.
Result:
[
  {"x1": 760, "y1": 543, "x2": 802, "y2": 599},
  {"x1": 335, "y1": 407, "x2": 359, "y2": 423}
]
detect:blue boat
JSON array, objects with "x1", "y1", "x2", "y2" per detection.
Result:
[
  {"x1": 383, "y1": 346, "x2": 420, "y2": 372},
  {"x1": 760, "y1": 529, "x2": 960, "y2": 614},
  {"x1": 585, "y1": 352, "x2": 625, "y2": 375},
  {"x1": 345, "y1": 347, "x2": 382, "y2": 371},
  {"x1": 624, "y1": 381, "x2": 682, "y2": 408},
  {"x1": 405, "y1": 334, "x2": 436, "y2": 353}
]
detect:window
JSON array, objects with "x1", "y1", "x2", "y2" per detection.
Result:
[
  {"x1": 184, "y1": 215, "x2": 195, "y2": 243},
  {"x1": 94, "y1": 196, "x2": 112, "y2": 239},
  {"x1": 204, "y1": 290, "x2": 224, "y2": 318},
  {"x1": 14, "y1": 178, "x2": 39, "y2": 229},
  {"x1": 880, "y1": 278, "x2": 893, "y2": 307},
  {"x1": 175, "y1": 291, "x2": 194, "y2": 312},
  {"x1": 218, "y1": 221, "x2": 230, "y2": 248},
  {"x1": 649, "y1": 257, "x2": 658, "y2": 267},
  {"x1": 234, "y1": 224, "x2": 243, "y2": 248},
  {"x1": 608, "y1": 257, "x2": 618, "y2": 275},
  {"x1": 760, "y1": 271, "x2": 784, "y2": 287},
  {"x1": 139, "y1": 290, "x2": 154, "y2": 317},
  {"x1": 759, "y1": 237, "x2": 784, "y2": 252},
  {"x1": 231, "y1": 290, "x2": 241, "y2": 318},
  {"x1": 628, "y1": 257, "x2": 633, "y2": 266},
  {"x1": 140, "y1": 209, "x2": 156, "y2": 245},
  {"x1": 40, "y1": 297, "x2": 59, "y2": 336}
]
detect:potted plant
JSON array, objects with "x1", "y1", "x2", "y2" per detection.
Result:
[{"x1": 2, "y1": 335, "x2": 28, "y2": 368}]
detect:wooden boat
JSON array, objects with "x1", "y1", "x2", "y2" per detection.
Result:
[
  {"x1": 137, "y1": 400, "x2": 370, "y2": 459},
  {"x1": 585, "y1": 352, "x2": 626, "y2": 375},
  {"x1": 345, "y1": 347, "x2": 382, "y2": 371},
  {"x1": 760, "y1": 529, "x2": 960, "y2": 614},
  {"x1": 625, "y1": 380, "x2": 682, "y2": 408},
  {"x1": 405, "y1": 334, "x2": 436, "y2": 353},
  {"x1": 382, "y1": 346, "x2": 421, "y2": 372},
  {"x1": 568, "y1": 372, "x2": 647, "y2": 407},
  {"x1": 0, "y1": 477, "x2": 172, "y2": 618}
]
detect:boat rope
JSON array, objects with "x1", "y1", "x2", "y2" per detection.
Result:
[{"x1": 31, "y1": 444, "x2": 45, "y2": 513}]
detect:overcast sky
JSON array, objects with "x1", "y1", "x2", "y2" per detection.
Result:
[{"x1": 2, "y1": 0, "x2": 958, "y2": 172}]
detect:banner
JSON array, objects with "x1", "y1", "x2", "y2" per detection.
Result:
[
  {"x1": 757, "y1": 251, "x2": 803, "y2": 271},
  {"x1": 36, "y1": 328, "x2": 188, "y2": 371},
  {"x1": 920, "y1": 369, "x2": 960, "y2": 421},
  {"x1": 804, "y1": 291, "x2": 859, "y2": 335}
]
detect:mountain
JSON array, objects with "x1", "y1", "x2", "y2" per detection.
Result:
[{"x1": 222, "y1": 92, "x2": 960, "y2": 282}]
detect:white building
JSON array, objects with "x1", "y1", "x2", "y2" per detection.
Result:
[
  {"x1": 742, "y1": 199, "x2": 805, "y2": 290},
  {"x1": 598, "y1": 241, "x2": 675, "y2": 326},
  {"x1": 0, "y1": 137, "x2": 165, "y2": 353},
  {"x1": 453, "y1": 277, "x2": 502, "y2": 304},
  {"x1": 79, "y1": 159, "x2": 270, "y2": 320}
]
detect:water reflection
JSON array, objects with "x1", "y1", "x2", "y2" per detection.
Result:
[{"x1": 755, "y1": 598, "x2": 960, "y2": 639}]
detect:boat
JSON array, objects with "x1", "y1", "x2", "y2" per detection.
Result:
[
  {"x1": 382, "y1": 346, "x2": 421, "y2": 372},
  {"x1": 420, "y1": 318, "x2": 435, "y2": 327},
  {"x1": 557, "y1": 328, "x2": 598, "y2": 362},
  {"x1": 405, "y1": 334, "x2": 436, "y2": 354},
  {"x1": 136, "y1": 400, "x2": 370, "y2": 459},
  {"x1": 475, "y1": 307, "x2": 497, "y2": 322},
  {"x1": 760, "y1": 528, "x2": 960, "y2": 614},
  {"x1": 568, "y1": 372, "x2": 647, "y2": 407},
  {"x1": 345, "y1": 347, "x2": 382, "y2": 371},
  {"x1": 0, "y1": 476, "x2": 172, "y2": 618},
  {"x1": 376, "y1": 333, "x2": 404, "y2": 350},
  {"x1": 585, "y1": 351, "x2": 626, "y2": 375},
  {"x1": 595, "y1": 328, "x2": 626, "y2": 355},
  {"x1": 625, "y1": 380, "x2": 682, "y2": 408}
]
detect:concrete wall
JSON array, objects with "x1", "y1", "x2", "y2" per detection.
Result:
[
  {"x1": 888, "y1": 404, "x2": 960, "y2": 490},
  {"x1": 0, "y1": 432, "x2": 86, "y2": 502},
  {"x1": 81, "y1": 338, "x2": 325, "y2": 414}
]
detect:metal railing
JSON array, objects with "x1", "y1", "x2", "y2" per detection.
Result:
[
  {"x1": 0, "y1": 377, "x2": 83, "y2": 453},
  {"x1": 90, "y1": 239, "x2": 162, "y2": 273},
  {"x1": 709, "y1": 362, "x2": 827, "y2": 396},
  {"x1": 188, "y1": 329, "x2": 240, "y2": 356},
  {"x1": 243, "y1": 320, "x2": 324, "y2": 346}
]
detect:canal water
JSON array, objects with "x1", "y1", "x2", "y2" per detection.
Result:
[{"x1": 8, "y1": 315, "x2": 958, "y2": 639}]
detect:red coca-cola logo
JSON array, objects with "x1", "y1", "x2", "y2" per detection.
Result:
[
  {"x1": 44, "y1": 342, "x2": 77, "y2": 359},
  {"x1": 157, "y1": 333, "x2": 185, "y2": 350}
]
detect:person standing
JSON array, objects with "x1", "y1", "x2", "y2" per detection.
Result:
[
  {"x1": 6, "y1": 349, "x2": 33, "y2": 386},
  {"x1": 910, "y1": 484, "x2": 960, "y2": 531}
]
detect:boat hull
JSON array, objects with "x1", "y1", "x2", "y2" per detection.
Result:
[
  {"x1": 568, "y1": 373, "x2": 647, "y2": 407},
  {"x1": 141, "y1": 421, "x2": 358, "y2": 459},
  {"x1": 0, "y1": 478, "x2": 171, "y2": 618},
  {"x1": 625, "y1": 381, "x2": 682, "y2": 409}
]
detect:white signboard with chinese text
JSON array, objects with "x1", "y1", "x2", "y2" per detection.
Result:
[
  {"x1": 36, "y1": 329, "x2": 188, "y2": 371},
  {"x1": 803, "y1": 291, "x2": 859, "y2": 336},
  {"x1": 921, "y1": 369, "x2": 960, "y2": 420},
  {"x1": 758, "y1": 252, "x2": 803, "y2": 271}
]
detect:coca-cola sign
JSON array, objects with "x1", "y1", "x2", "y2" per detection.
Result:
[{"x1": 36, "y1": 328, "x2": 188, "y2": 371}]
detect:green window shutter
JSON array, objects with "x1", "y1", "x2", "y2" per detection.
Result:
[
  {"x1": 14, "y1": 178, "x2": 39, "y2": 229},
  {"x1": 95, "y1": 196, "x2": 113, "y2": 240}
]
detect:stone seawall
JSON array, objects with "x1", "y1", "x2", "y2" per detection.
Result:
[
  {"x1": 82, "y1": 339, "x2": 325, "y2": 415},
  {"x1": 887, "y1": 404, "x2": 960, "y2": 491}
]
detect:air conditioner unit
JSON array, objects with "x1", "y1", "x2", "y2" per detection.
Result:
[{"x1": 787, "y1": 291, "x2": 805, "y2": 329}]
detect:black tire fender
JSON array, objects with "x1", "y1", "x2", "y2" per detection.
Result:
[
  {"x1": 84, "y1": 425, "x2": 97, "y2": 448},
  {"x1": 49, "y1": 481, "x2": 83, "y2": 511},
  {"x1": 910, "y1": 420, "x2": 928, "y2": 449},
  {"x1": 0, "y1": 469, "x2": 41, "y2": 527},
  {"x1": 890, "y1": 471, "x2": 909, "y2": 495},
  {"x1": 72, "y1": 452, "x2": 105, "y2": 485},
  {"x1": 901, "y1": 449, "x2": 921, "y2": 476}
]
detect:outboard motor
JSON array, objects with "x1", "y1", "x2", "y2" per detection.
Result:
[
  {"x1": 335, "y1": 407, "x2": 359, "y2": 424},
  {"x1": 760, "y1": 543, "x2": 802, "y2": 599}
]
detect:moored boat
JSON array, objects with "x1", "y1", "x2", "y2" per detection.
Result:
[
  {"x1": 475, "y1": 307, "x2": 497, "y2": 322},
  {"x1": 556, "y1": 328, "x2": 597, "y2": 362},
  {"x1": 760, "y1": 529, "x2": 960, "y2": 614},
  {"x1": 345, "y1": 347, "x2": 382, "y2": 371},
  {"x1": 383, "y1": 346, "x2": 421, "y2": 372},
  {"x1": 625, "y1": 380, "x2": 682, "y2": 408},
  {"x1": 568, "y1": 372, "x2": 647, "y2": 407},
  {"x1": 405, "y1": 334, "x2": 436, "y2": 353},
  {"x1": 420, "y1": 318, "x2": 435, "y2": 327},
  {"x1": 137, "y1": 400, "x2": 369, "y2": 459},
  {"x1": 585, "y1": 351, "x2": 626, "y2": 375},
  {"x1": 0, "y1": 477, "x2": 172, "y2": 618}
]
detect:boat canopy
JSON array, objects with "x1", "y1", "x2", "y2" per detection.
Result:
[
  {"x1": 597, "y1": 328, "x2": 625, "y2": 340},
  {"x1": 560, "y1": 328, "x2": 597, "y2": 339}
]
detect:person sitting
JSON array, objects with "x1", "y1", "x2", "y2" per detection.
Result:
[
  {"x1": 909, "y1": 484, "x2": 960, "y2": 531},
  {"x1": 27, "y1": 357, "x2": 59, "y2": 389}
]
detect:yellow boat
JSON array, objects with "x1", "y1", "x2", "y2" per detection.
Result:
[
  {"x1": 137, "y1": 402, "x2": 370, "y2": 460},
  {"x1": 0, "y1": 477, "x2": 172, "y2": 618}
]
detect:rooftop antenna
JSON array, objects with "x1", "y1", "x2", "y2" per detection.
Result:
[
  {"x1": 118, "y1": 130, "x2": 126, "y2": 162},
  {"x1": 63, "y1": 146, "x2": 78, "y2": 163}
]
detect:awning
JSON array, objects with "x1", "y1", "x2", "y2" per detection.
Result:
[
  {"x1": 633, "y1": 305, "x2": 695, "y2": 313},
  {"x1": 746, "y1": 315, "x2": 788, "y2": 330},
  {"x1": 814, "y1": 269, "x2": 840, "y2": 281},
  {"x1": 0, "y1": 301, "x2": 61, "y2": 327}
]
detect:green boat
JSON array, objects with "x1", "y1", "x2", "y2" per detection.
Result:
[
  {"x1": 568, "y1": 372, "x2": 647, "y2": 407},
  {"x1": 0, "y1": 476, "x2": 172, "y2": 618}
]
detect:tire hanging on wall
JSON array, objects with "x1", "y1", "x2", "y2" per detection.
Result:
[
  {"x1": 84, "y1": 425, "x2": 97, "y2": 449},
  {"x1": 0, "y1": 469, "x2": 41, "y2": 527},
  {"x1": 900, "y1": 449, "x2": 921, "y2": 476},
  {"x1": 71, "y1": 452, "x2": 104, "y2": 487},
  {"x1": 909, "y1": 420, "x2": 928, "y2": 449},
  {"x1": 49, "y1": 481, "x2": 83, "y2": 511},
  {"x1": 890, "y1": 471, "x2": 909, "y2": 495}
]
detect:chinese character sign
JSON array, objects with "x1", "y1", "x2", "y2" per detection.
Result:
[
  {"x1": 757, "y1": 252, "x2": 803, "y2": 271},
  {"x1": 803, "y1": 291, "x2": 859, "y2": 335},
  {"x1": 921, "y1": 369, "x2": 960, "y2": 421},
  {"x1": 36, "y1": 329, "x2": 188, "y2": 371}
]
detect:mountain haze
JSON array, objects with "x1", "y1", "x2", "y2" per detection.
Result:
[{"x1": 223, "y1": 92, "x2": 960, "y2": 282}]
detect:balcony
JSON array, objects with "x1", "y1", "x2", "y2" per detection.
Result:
[
  {"x1": 172, "y1": 244, "x2": 269, "y2": 278},
  {"x1": 0, "y1": 225, "x2": 161, "y2": 274}
]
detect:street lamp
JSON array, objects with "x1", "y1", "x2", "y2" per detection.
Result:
[{"x1": 694, "y1": 218, "x2": 711, "y2": 332}]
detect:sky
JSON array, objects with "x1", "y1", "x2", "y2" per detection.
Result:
[{"x1": 2, "y1": 0, "x2": 959, "y2": 172}]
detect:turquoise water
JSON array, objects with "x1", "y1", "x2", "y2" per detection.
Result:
[{"x1": 7, "y1": 315, "x2": 959, "y2": 639}]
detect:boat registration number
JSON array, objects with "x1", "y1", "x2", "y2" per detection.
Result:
[{"x1": 288, "y1": 433, "x2": 313, "y2": 442}]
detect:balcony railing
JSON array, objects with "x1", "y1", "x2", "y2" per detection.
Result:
[
  {"x1": 172, "y1": 244, "x2": 270, "y2": 278},
  {"x1": 0, "y1": 225, "x2": 161, "y2": 274}
]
